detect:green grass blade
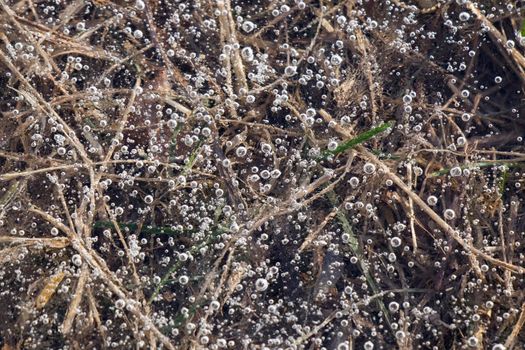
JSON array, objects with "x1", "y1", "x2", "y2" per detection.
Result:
[
  {"x1": 498, "y1": 166, "x2": 509, "y2": 195},
  {"x1": 182, "y1": 138, "x2": 205, "y2": 175},
  {"x1": 148, "y1": 225, "x2": 227, "y2": 304},
  {"x1": 326, "y1": 191, "x2": 359, "y2": 254},
  {"x1": 326, "y1": 190, "x2": 391, "y2": 326},
  {"x1": 321, "y1": 121, "x2": 393, "y2": 159},
  {"x1": 430, "y1": 161, "x2": 522, "y2": 177}
]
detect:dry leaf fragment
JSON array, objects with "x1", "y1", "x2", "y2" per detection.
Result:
[{"x1": 35, "y1": 271, "x2": 66, "y2": 309}]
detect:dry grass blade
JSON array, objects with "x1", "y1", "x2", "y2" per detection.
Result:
[
  {"x1": 505, "y1": 302, "x2": 525, "y2": 349},
  {"x1": 61, "y1": 266, "x2": 88, "y2": 334},
  {"x1": 0, "y1": 236, "x2": 69, "y2": 249}
]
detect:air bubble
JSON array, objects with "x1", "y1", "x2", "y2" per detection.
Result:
[
  {"x1": 255, "y1": 278, "x2": 269, "y2": 291},
  {"x1": 306, "y1": 108, "x2": 316, "y2": 117},
  {"x1": 444, "y1": 209, "x2": 456, "y2": 220},
  {"x1": 467, "y1": 337, "x2": 478, "y2": 347},
  {"x1": 133, "y1": 29, "x2": 143, "y2": 39},
  {"x1": 144, "y1": 195, "x2": 154, "y2": 204},
  {"x1": 427, "y1": 196, "x2": 438, "y2": 206},
  {"x1": 388, "y1": 302, "x2": 400, "y2": 312},
  {"x1": 450, "y1": 166, "x2": 462, "y2": 177},
  {"x1": 210, "y1": 300, "x2": 220, "y2": 311},
  {"x1": 327, "y1": 140, "x2": 338, "y2": 151},
  {"x1": 167, "y1": 119, "x2": 178, "y2": 129},
  {"x1": 461, "y1": 113, "x2": 471, "y2": 122},
  {"x1": 261, "y1": 143, "x2": 272, "y2": 154},
  {"x1": 395, "y1": 331, "x2": 405, "y2": 339},
  {"x1": 72, "y1": 254, "x2": 82, "y2": 266},
  {"x1": 390, "y1": 237, "x2": 402, "y2": 247},
  {"x1": 349, "y1": 177, "x2": 360, "y2": 187},
  {"x1": 364, "y1": 341, "x2": 374, "y2": 350},
  {"x1": 363, "y1": 163, "x2": 376, "y2": 174},
  {"x1": 330, "y1": 54, "x2": 342, "y2": 65},
  {"x1": 242, "y1": 21, "x2": 255, "y2": 33},
  {"x1": 241, "y1": 47, "x2": 254, "y2": 61},
  {"x1": 284, "y1": 66, "x2": 297, "y2": 76},
  {"x1": 459, "y1": 12, "x2": 470, "y2": 21},
  {"x1": 135, "y1": 0, "x2": 145, "y2": 10},
  {"x1": 270, "y1": 169, "x2": 281, "y2": 178},
  {"x1": 236, "y1": 146, "x2": 247, "y2": 157}
]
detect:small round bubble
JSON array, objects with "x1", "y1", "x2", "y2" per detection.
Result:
[
  {"x1": 390, "y1": 237, "x2": 402, "y2": 247},
  {"x1": 363, "y1": 163, "x2": 376, "y2": 174},
  {"x1": 444, "y1": 209, "x2": 456, "y2": 220},
  {"x1": 255, "y1": 278, "x2": 269, "y2": 291},
  {"x1": 427, "y1": 196, "x2": 438, "y2": 206}
]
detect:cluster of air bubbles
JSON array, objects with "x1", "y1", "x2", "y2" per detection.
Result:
[
  {"x1": 71, "y1": 254, "x2": 82, "y2": 266},
  {"x1": 330, "y1": 54, "x2": 343, "y2": 66}
]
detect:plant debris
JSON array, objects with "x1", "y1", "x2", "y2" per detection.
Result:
[{"x1": 1, "y1": 0, "x2": 525, "y2": 349}]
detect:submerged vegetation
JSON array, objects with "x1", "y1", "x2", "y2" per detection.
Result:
[{"x1": 1, "y1": 0, "x2": 525, "y2": 349}]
